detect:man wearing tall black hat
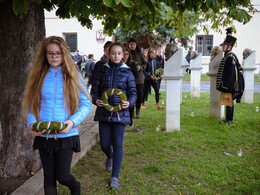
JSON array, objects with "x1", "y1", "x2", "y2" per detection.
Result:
[{"x1": 216, "y1": 28, "x2": 244, "y2": 124}]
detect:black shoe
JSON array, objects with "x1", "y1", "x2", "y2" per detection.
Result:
[
  {"x1": 71, "y1": 181, "x2": 81, "y2": 195},
  {"x1": 218, "y1": 120, "x2": 227, "y2": 124},
  {"x1": 226, "y1": 120, "x2": 233, "y2": 124}
]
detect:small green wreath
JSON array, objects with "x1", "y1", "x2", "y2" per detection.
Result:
[
  {"x1": 101, "y1": 88, "x2": 127, "y2": 112},
  {"x1": 154, "y1": 68, "x2": 164, "y2": 80},
  {"x1": 32, "y1": 121, "x2": 66, "y2": 134}
]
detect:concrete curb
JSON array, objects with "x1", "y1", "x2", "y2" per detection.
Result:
[{"x1": 11, "y1": 124, "x2": 99, "y2": 195}]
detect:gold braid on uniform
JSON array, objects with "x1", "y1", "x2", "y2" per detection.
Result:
[{"x1": 216, "y1": 51, "x2": 233, "y2": 90}]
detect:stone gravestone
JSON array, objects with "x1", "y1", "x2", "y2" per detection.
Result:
[
  {"x1": 207, "y1": 51, "x2": 224, "y2": 118},
  {"x1": 242, "y1": 50, "x2": 256, "y2": 104},
  {"x1": 163, "y1": 47, "x2": 183, "y2": 131},
  {"x1": 190, "y1": 53, "x2": 202, "y2": 98}
]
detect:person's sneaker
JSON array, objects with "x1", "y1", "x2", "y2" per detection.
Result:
[
  {"x1": 226, "y1": 120, "x2": 233, "y2": 124},
  {"x1": 218, "y1": 120, "x2": 227, "y2": 124},
  {"x1": 129, "y1": 120, "x2": 134, "y2": 127},
  {"x1": 105, "y1": 158, "x2": 112, "y2": 172},
  {"x1": 110, "y1": 177, "x2": 119, "y2": 190}
]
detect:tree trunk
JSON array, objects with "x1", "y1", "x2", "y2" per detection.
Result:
[
  {"x1": 146, "y1": 33, "x2": 154, "y2": 48},
  {"x1": 0, "y1": 0, "x2": 45, "y2": 177}
]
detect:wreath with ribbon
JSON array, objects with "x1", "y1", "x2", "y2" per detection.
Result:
[
  {"x1": 154, "y1": 68, "x2": 164, "y2": 80},
  {"x1": 101, "y1": 88, "x2": 127, "y2": 120},
  {"x1": 101, "y1": 88, "x2": 127, "y2": 112},
  {"x1": 32, "y1": 121, "x2": 66, "y2": 139}
]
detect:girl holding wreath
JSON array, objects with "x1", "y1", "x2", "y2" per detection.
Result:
[
  {"x1": 141, "y1": 48, "x2": 164, "y2": 110},
  {"x1": 23, "y1": 36, "x2": 91, "y2": 195},
  {"x1": 91, "y1": 43, "x2": 137, "y2": 189}
]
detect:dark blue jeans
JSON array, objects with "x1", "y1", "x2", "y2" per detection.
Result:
[{"x1": 99, "y1": 121, "x2": 125, "y2": 178}]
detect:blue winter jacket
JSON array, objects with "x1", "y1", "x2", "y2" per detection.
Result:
[
  {"x1": 27, "y1": 66, "x2": 91, "y2": 138},
  {"x1": 91, "y1": 61, "x2": 137, "y2": 125}
]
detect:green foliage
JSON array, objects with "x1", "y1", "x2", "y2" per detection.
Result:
[
  {"x1": 13, "y1": 0, "x2": 28, "y2": 16},
  {"x1": 6, "y1": 0, "x2": 256, "y2": 36},
  {"x1": 103, "y1": 0, "x2": 132, "y2": 8},
  {"x1": 121, "y1": 0, "x2": 132, "y2": 7},
  {"x1": 114, "y1": 9, "x2": 202, "y2": 47}
]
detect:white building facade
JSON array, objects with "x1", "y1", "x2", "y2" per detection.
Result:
[
  {"x1": 191, "y1": 0, "x2": 260, "y2": 74},
  {"x1": 45, "y1": 10, "x2": 112, "y2": 61},
  {"x1": 45, "y1": 2, "x2": 260, "y2": 74}
]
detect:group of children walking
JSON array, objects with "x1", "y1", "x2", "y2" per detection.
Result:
[{"x1": 23, "y1": 36, "x2": 164, "y2": 194}]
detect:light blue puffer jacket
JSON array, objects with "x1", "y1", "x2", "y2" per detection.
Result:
[{"x1": 27, "y1": 66, "x2": 91, "y2": 138}]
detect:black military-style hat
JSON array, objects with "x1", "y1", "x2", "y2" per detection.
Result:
[
  {"x1": 220, "y1": 35, "x2": 237, "y2": 47},
  {"x1": 220, "y1": 27, "x2": 237, "y2": 47}
]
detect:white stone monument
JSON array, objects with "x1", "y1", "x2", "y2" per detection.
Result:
[
  {"x1": 242, "y1": 50, "x2": 256, "y2": 104},
  {"x1": 163, "y1": 48, "x2": 183, "y2": 131},
  {"x1": 190, "y1": 53, "x2": 202, "y2": 98},
  {"x1": 207, "y1": 52, "x2": 224, "y2": 118}
]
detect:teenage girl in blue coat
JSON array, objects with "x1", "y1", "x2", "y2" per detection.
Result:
[
  {"x1": 23, "y1": 36, "x2": 91, "y2": 195},
  {"x1": 91, "y1": 43, "x2": 137, "y2": 189}
]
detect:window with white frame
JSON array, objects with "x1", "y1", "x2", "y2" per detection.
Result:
[{"x1": 195, "y1": 35, "x2": 213, "y2": 56}]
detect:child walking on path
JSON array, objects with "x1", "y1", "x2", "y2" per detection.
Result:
[
  {"x1": 142, "y1": 48, "x2": 164, "y2": 110},
  {"x1": 23, "y1": 36, "x2": 91, "y2": 195},
  {"x1": 91, "y1": 43, "x2": 137, "y2": 189}
]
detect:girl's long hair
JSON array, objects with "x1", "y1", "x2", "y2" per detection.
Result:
[
  {"x1": 143, "y1": 49, "x2": 149, "y2": 61},
  {"x1": 148, "y1": 48, "x2": 156, "y2": 60},
  {"x1": 23, "y1": 36, "x2": 89, "y2": 121},
  {"x1": 123, "y1": 48, "x2": 132, "y2": 66}
]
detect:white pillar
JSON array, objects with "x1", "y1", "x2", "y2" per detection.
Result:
[
  {"x1": 207, "y1": 52, "x2": 225, "y2": 118},
  {"x1": 242, "y1": 50, "x2": 256, "y2": 104},
  {"x1": 163, "y1": 48, "x2": 183, "y2": 131},
  {"x1": 190, "y1": 54, "x2": 202, "y2": 98}
]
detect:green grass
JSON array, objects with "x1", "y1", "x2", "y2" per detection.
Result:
[
  {"x1": 58, "y1": 91, "x2": 260, "y2": 194},
  {"x1": 255, "y1": 74, "x2": 260, "y2": 83},
  {"x1": 182, "y1": 74, "x2": 214, "y2": 82},
  {"x1": 182, "y1": 74, "x2": 260, "y2": 83}
]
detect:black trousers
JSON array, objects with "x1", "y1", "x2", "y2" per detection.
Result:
[
  {"x1": 136, "y1": 84, "x2": 144, "y2": 109},
  {"x1": 225, "y1": 105, "x2": 234, "y2": 121},
  {"x1": 157, "y1": 78, "x2": 162, "y2": 91},
  {"x1": 142, "y1": 78, "x2": 160, "y2": 103},
  {"x1": 39, "y1": 148, "x2": 80, "y2": 195},
  {"x1": 225, "y1": 93, "x2": 235, "y2": 122}
]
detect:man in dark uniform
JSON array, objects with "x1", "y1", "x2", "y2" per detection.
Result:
[{"x1": 216, "y1": 28, "x2": 244, "y2": 124}]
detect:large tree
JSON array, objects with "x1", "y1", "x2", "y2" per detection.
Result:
[
  {"x1": 0, "y1": 0, "x2": 255, "y2": 178},
  {"x1": 114, "y1": 10, "x2": 202, "y2": 48}
]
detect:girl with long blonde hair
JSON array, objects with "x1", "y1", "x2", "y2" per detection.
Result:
[{"x1": 23, "y1": 36, "x2": 91, "y2": 195}]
